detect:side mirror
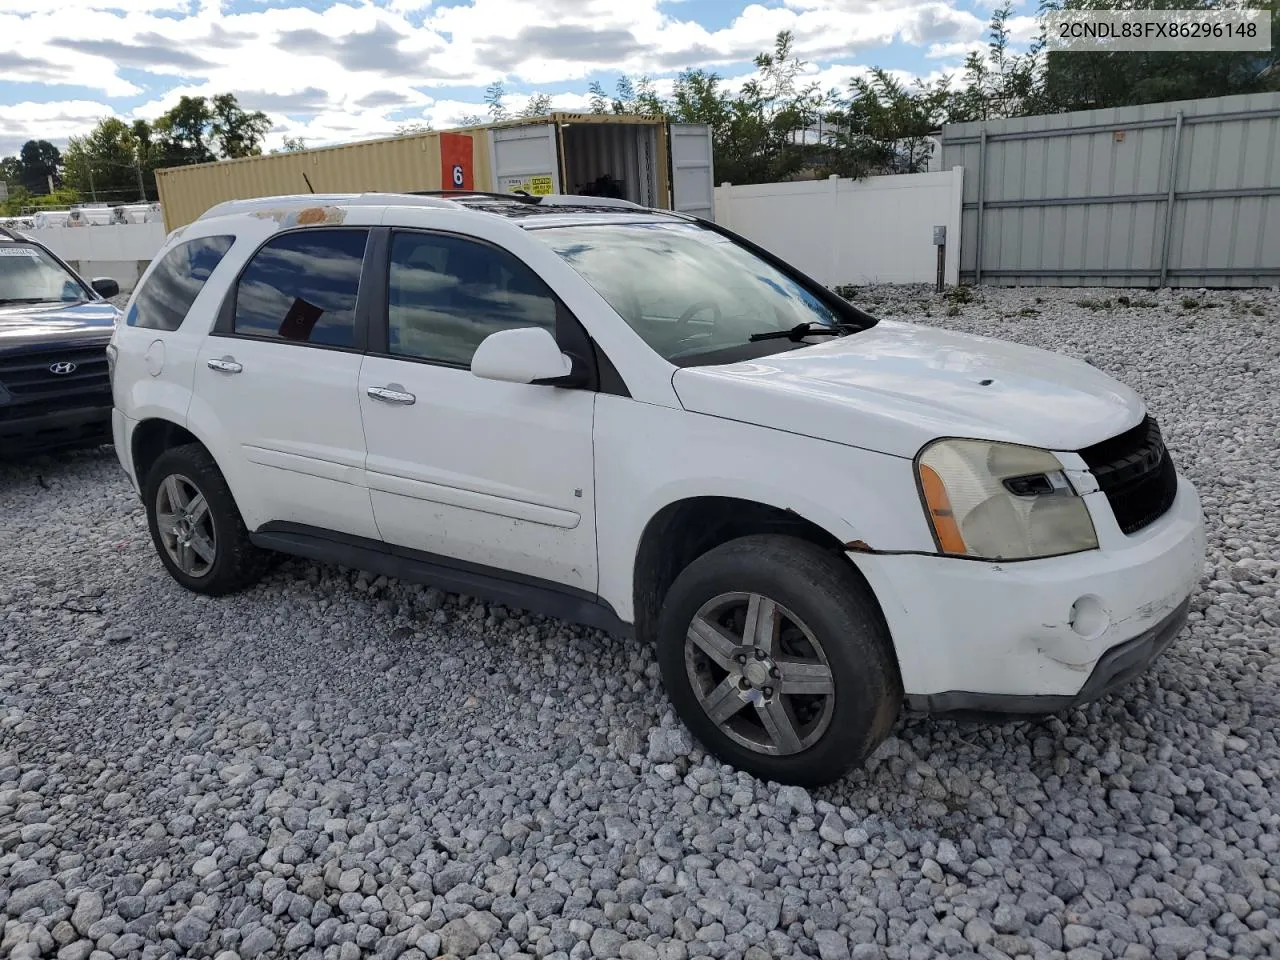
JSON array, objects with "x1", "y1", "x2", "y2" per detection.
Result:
[
  {"x1": 471, "y1": 327, "x2": 583, "y2": 386},
  {"x1": 90, "y1": 277, "x2": 120, "y2": 299}
]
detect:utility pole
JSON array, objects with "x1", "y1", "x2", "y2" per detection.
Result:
[
  {"x1": 88, "y1": 167, "x2": 97, "y2": 202},
  {"x1": 136, "y1": 161, "x2": 146, "y2": 202}
]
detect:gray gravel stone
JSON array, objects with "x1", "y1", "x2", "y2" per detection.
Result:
[
  {"x1": 814, "y1": 929, "x2": 851, "y2": 960},
  {"x1": 173, "y1": 913, "x2": 211, "y2": 948},
  {"x1": 71, "y1": 893, "x2": 103, "y2": 935},
  {"x1": 439, "y1": 918, "x2": 481, "y2": 958},
  {"x1": 238, "y1": 927, "x2": 276, "y2": 958},
  {"x1": 7, "y1": 879, "x2": 64, "y2": 915},
  {"x1": 589, "y1": 928, "x2": 627, "y2": 959},
  {"x1": 1150, "y1": 926, "x2": 1208, "y2": 955}
]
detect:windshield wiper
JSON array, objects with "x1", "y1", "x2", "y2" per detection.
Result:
[
  {"x1": 748, "y1": 321, "x2": 855, "y2": 343},
  {"x1": 0, "y1": 297, "x2": 54, "y2": 305}
]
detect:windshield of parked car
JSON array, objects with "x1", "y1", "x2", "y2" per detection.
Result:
[
  {"x1": 0, "y1": 244, "x2": 86, "y2": 305},
  {"x1": 535, "y1": 220, "x2": 857, "y2": 365}
]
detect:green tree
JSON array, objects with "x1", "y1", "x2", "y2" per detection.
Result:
[
  {"x1": 1, "y1": 186, "x2": 80, "y2": 217},
  {"x1": 522, "y1": 93, "x2": 553, "y2": 118},
  {"x1": 587, "y1": 81, "x2": 611, "y2": 114},
  {"x1": 211, "y1": 93, "x2": 272, "y2": 159},
  {"x1": 0, "y1": 156, "x2": 22, "y2": 190},
  {"x1": 153, "y1": 95, "x2": 217, "y2": 167},
  {"x1": 62, "y1": 118, "x2": 143, "y2": 202},
  {"x1": 485, "y1": 81, "x2": 509, "y2": 121},
  {"x1": 948, "y1": 2, "x2": 1041, "y2": 122},
  {"x1": 827, "y1": 69, "x2": 956, "y2": 176},
  {"x1": 604, "y1": 75, "x2": 667, "y2": 114},
  {"x1": 14, "y1": 140, "x2": 62, "y2": 194}
]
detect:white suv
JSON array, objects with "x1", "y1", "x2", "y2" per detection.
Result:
[{"x1": 109, "y1": 191, "x2": 1206, "y2": 786}]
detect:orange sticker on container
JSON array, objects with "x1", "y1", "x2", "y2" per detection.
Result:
[{"x1": 440, "y1": 132, "x2": 473, "y2": 191}]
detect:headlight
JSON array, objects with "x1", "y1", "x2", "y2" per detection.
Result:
[{"x1": 915, "y1": 439, "x2": 1098, "y2": 560}]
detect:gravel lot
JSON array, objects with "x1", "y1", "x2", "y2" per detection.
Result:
[{"x1": 2, "y1": 286, "x2": 1278, "y2": 960}]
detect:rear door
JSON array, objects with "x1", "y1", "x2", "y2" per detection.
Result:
[
  {"x1": 669, "y1": 123, "x2": 716, "y2": 220},
  {"x1": 191, "y1": 225, "x2": 379, "y2": 539},
  {"x1": 489, "y1": 124, "x2": 561, "y2": 197}
]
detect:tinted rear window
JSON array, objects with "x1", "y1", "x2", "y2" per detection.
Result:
[
  {"x1": 232, "y1": 229, "x2": 368, "y2": 348},
  {"x1": 129, "y1": 235, "x2": 234, "y2": 331}
]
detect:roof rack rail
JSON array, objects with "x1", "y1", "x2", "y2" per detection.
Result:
[
  {"x1": 0, "y1": 225, "x2": 26, "y2": 241},
  {"x1": 409, "y1": 190, "x2": 647, "y2": 211},
  {"x1": 536, "y1": 194, "x2": 645, "y2": 210},
  {"x1": 407, "y1": 190, "x2": 540, "y2": 204}
]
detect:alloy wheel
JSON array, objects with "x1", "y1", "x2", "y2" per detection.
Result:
[
  {"x1": 155, "y1": 473, "x2": 216, "y2": 578},
  {"x1": 683, "y1": 591, "x2": 835, "y2": 756}
]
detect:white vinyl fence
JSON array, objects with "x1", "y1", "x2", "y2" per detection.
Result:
[
  {"x1": 714, "y1": 168, "x2": 965, "y2": 287},
  {"x1": 4, "y1": 221, "x2": 167, "y2": 293}
]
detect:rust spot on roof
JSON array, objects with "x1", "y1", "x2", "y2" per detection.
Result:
[{"x1": 250, "y1": 205, "x2": 347, "y2": 228}]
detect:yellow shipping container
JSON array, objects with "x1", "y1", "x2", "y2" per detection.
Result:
[{"x1": 155, "y1": 114, "x2": 716, "y2": 232}]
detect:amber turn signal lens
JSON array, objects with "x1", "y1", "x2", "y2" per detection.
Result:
[{"x1": 919, "y1": 463, "x2": 967, "y2": 555}]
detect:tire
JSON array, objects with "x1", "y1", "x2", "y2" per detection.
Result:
[
  {"x1": 143, "y1": 443, "x2": 270, "y2": 596},
  {"x1": 656, "y1": 534, "x2": 902, "y2": 787}
]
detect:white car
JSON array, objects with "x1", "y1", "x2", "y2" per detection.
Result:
[{"x1": 108, "y1": 192, "x2": 1206, "y2": 786}]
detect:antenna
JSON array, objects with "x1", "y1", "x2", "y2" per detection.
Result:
[{"x1": 301, "y1": 173, "x2": 315, "y2": 194}]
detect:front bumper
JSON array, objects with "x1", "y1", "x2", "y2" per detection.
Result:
[
  {"x1": 0, "y1": 405, "x2": 112, "y2": 459},
  {"x1": 906, "y1": 597, "x2": 1190, "y2": 715},
  {"x1": 853, "y1": 473, "x2": 1206, "y2": 711}
]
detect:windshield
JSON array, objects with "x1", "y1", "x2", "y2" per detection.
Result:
[
  {"x1": 0, "y1": 244, "x2": 86, "y2": 305},
  {"x1": 535, "y1": 220, "x2": 852, "y2": 364}
]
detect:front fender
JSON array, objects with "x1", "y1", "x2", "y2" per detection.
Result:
[{"x1": 594, "y1": 397, "x2": 935, "y2": 621}]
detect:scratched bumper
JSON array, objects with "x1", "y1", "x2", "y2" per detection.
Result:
[
  {"x1": 905, "y1": 598, "x2": 1190, "y2": 715},
  {"x1": 853, "y1": 474, "x2": 1206, "y2": 705}
]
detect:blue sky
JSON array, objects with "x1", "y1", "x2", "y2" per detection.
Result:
[{"x1": 0, "y1": 0, "x2": 1032, "y2": 155}]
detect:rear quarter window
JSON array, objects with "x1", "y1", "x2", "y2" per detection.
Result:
[{"x1": 128, "y1": 235, "x2": 235, "y2": 332}]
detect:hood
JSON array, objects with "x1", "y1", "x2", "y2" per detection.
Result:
[
  {"x1": 672, "y1": 319, "x2": 1145, "y2": 458},
  {"x1": 0, "y1": 300, "x2": 120, "y2": 349}
]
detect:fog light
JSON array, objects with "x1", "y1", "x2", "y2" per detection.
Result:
[{"x1": 1069, "y1": 595, "x2": 1109, "y2": 640}]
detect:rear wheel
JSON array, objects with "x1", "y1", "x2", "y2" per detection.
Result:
[
  {"x1": 143, "y1": 444, "x2": 269, "y2": 596},
  {"x1": 656, "y1": 535, "x2": 902, "y2": 786}
]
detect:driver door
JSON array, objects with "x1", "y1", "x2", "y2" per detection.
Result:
[{"x1": 358, "y1": 228, "x2": 599, "y2": 592}]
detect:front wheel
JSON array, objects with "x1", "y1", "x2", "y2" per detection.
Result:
[{"x1": 656, "y1": 535, "x2": 902, "y2": 787}]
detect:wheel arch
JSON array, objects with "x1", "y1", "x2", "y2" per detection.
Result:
[
  {"x1": 129, "y1": 416, "x2": 263, "y2": 529},
  {"x1": 131, "y1": 417, "x2": 201, "y2": 489},
  {"x1": 629, "y1": 494, "x2": 891, "y2": 654}
]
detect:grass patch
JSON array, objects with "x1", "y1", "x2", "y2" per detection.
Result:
[
  {"x1": 946, "y1": 305, "x2": 961, "y2": 317},
  {"x1": 1018, "y1": 307, "x2": 1038, "y2": 317},
  {"x1": 945, "y1": 285, "x2": 974, "y2": 305},
  {"x1": 1076, "y1": 298, "x2": 1113, "y2": 311}
]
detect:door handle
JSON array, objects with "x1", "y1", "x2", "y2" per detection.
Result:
[
  {"x1": 367, "y1": 385, "x2": 416, "y2": 405},
  {"x1": 207, "y1": 357, "x2": 242, "y2": 374}
]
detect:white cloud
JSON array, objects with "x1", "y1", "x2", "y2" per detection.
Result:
[
  {"x1": 0, "y1": 100, "x2": 119, "y2": 154},
  {"x1": 0, "y1": 0, "x2": 996, "y2": 154}
]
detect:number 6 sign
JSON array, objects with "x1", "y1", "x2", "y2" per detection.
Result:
[{"x1": 439, "y1": 132, "x2": 473, "y2": 192}]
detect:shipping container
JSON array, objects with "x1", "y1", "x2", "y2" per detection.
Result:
[{"x1": 154, "y1": 114, "x2": 715, "y2": 232}]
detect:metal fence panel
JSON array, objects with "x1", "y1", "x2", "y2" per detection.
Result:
[{"x1": 940, "y1": 92, "x2": 1280, "y2": 287}]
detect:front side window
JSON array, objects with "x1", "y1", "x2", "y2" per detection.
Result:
[
  {"x1": 387, "y1": 231, "x2": 558, "y2": 366},
  {"x1": 233, "y1": 229, "x2": 368, "y2": 348},
  {"x1": 535, "y1": 220, "x2": 851, "y2": 365},
  {"x1": 129, "y1": 235, "x2": 234, "y2": 331},
  {"x1": 0, "y1": 243, "x2": 86, "y2": 304}
]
